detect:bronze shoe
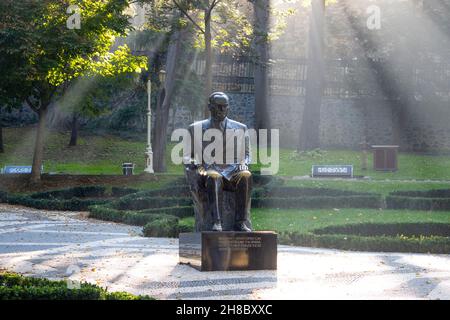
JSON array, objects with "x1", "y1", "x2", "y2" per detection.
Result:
[
  {"x1": 234, "y1": 222, "x2": 251, "y2": 232},
  {"x1": 212, "y1": 221, "x2": 223, "y2": 232}
]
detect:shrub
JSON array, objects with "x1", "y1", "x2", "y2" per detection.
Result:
[
  {"x1": 138, "y1": 206, "x2": 193, "y2": 218},
  {"x1": 116, "y1": 187, "x2": 190, "y2": 200},
  {"x1": 390, "y1": 189, "x2": 450, "y2": 198},
  {"x1": 313, "y1": 223, "x2": 450, "y2": 238},
  {"x1": 143, "y1": 186, "x2": 191, "y2": 198},
  {"x1": 31, "y1": 186, "x2": 106, "y2": 200},
  {"x1": 106, "y1": 291, "x2": 153, "y2": 300},
  {"x1": 88, "y1": 205, "x2": 125, "y2": 223},
  {"x1": 7, "y1": 195, "x2": 109, "y2": 211},
  {"x1": 255, "y1": 187, "x2": 374, "y2": 198},
  {"x1": 251, "y1": 173, "x2": 282, "y2": 187},
  {"x1": 253, "y1": 195, "x2": 382, "y2": 209},
  {"x1": 386, "y1": 196, "x2": 450, "y2": 211},
  {"x1": 122, "y1": 212, "x2": 176, "y2": 226},
  {"x1": 88, "y1": 205, "x2": 193, "y2": 226},
  {"x1": 111, "y1": 187, "x2": 139, "y2": 197},
  {"x1": 5, "y1": 186, "x2": 109, "y2": 211},
  {"x1": 0, "y1": 272, "x2": 153, "y2": 300},
  {"x1": 0, "y1": 191, "x2": 7, "y2": 203},
  {"x1": 178, "y1": 218, "x2": 195, "y2": 233},
  {"x1": 143, "y1": 215, "x2": 179, "y2": 238},
  {"x1": 278, "y1": 231, "x2": 450, "y2": 254},
  {"x1": 115, "y1": 196, "x2": 192, "y2": 211}
]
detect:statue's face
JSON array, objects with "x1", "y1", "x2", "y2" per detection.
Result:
[{"x1": 210, "y1": 103, "x2": 229, "y2": 122}]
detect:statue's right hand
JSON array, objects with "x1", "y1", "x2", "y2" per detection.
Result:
[{"x1": 197, "y1": 166, "x2": 207, "y2": 176}]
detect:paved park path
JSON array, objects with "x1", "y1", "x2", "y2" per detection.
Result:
[{"x1": 0, "y1": 204, "x2": 449, "y2": 300}]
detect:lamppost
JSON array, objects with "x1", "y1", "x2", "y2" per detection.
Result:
[{"x1": 144, "y1": 70, "x2": 166, "y2": 174}]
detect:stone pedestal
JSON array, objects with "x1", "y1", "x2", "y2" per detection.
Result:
[{"x1": 179, "y1": 232, "x2": 277, "y2": 271}]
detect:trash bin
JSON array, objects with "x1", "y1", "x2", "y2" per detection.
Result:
[
  {"x1": 122, "y1": 163, "x2": 134, "y2": 176},
  {"x1": 372, "y1": 145, "x2": 399, "y2": 171}
]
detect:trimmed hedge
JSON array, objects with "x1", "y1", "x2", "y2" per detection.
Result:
[
  {"x1": 89, "y1": 204, "x2": 188, "y2": 237},
  {"x1": 114, "y1": 186, "x2": 190, "y2": 200},
  {"x1": 115, "y1": 196, "x2": 192, "y2": 211},
  {"x1": 7, "y1": 194, "x2": 109, "y2": 211},
  {"x1": 386, "y1": 196, "x2": 450, "y2": 211},
  {"x1": 253, "y1": 195, "x2": 383, "y2": 209},
  {"x1": 0, "y1": 272, "x2": 153, "y2": 300},
  {"x1": 313, "y1": 223, "x2": 450, "y2": 238},
  {"x1": 136, "y1": 206, "x2": 193, "y2": 218},
  {"x1": 178, "y1": 218, "x2": 195, "y2": 233},
  {"x1": 0, "y1": 190, "x2": 7, "y2": 203},
  {"x1": 3, "y1": 186, "x2": 110, "y2": 211},
  {"x1": 142, "y1": 186, "x2": 191, "y2": 198},
  {"x1": 111, "y1": 187, "x2": 139, "y2": 197},
  {"x1": 278, "y1": 231, "x2": 450, "y2": 254},
  {"x1": 123, "y1": 212, "x2": 178, "y2": 227},
  {"x1": 89, "y1": 205, "x2": 125, "y2": 223},
  {"x1": 115, "y1": 194, "x2": 382, "y2": 212},
  {"x1": 386, "y1": 189, "x2": 450, "y2": 211},
  {"x1": 89, "y1": 205, "x2": 193, "y2": 226},
  {"x1": 390, "y1": 189, "x2": 450, "y2": 198},
  {"x1": 30, "y1": 186, "x2": 106, "y2": 200},
  {"x1": 277, "y1": 222, "x2": 450, "y2": 254},
  {"x1": 252, "y1": 187, "x2": 374, "y2": 198},
  {"x1": 251, "y1": 173, "x2": 282, "y2": 187},
  {"x1": 143, "y1": 215, "x2": 180, "y2": 238},
  {"x1": 114, "y1": 188, "x2": 382, "y2": 212}
]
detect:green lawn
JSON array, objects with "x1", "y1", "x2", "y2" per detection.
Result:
[
  {"x1": 3, "y1": 127, "x2": 449, "y2": 253},
  {"x1": 2, "y1": 127, "x2": 450, "y2": 180},
  {"x1": 266, "y1": 148, "x2": 450, "y2": 180},
  {"x1": 1, "y1": 127, "x2": 154, "y2": 175},
  {"x1": 180, "y1": 208, "x2": 450, "y2": 234}
]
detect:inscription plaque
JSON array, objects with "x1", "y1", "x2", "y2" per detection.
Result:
[{"x1": 179, "y1": 231, "x2": 277, "y2": 271}]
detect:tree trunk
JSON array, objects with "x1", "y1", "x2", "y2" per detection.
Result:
[
  {"x1": 298, "y1": 0, "x2": 325, "y2": 151},
  {"x1": 68, "y1": 113, "x2": 79, "y2": 147},
  {"x1": 253, "y1": 0, "x2": 271, "y2": 142},
  {"x1": 0, "y1": 121, "x2": 4, "y2": 153},
  {"x1": 170, "y1": 105, "x2": 178, "y2": 134},
  {"x1": 204, "y1": 6, "x2": 213, "y2": 117},
  {"x1": 153, "y1": 29, "x2": 185, "y2": 172},
  {"x1": 30, "y1": 105, "x2": 49, "y2": 183}
]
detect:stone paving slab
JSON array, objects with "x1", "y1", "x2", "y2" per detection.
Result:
[{"x1": 0, "y1": 204, "x2": 449, "y2": 300}]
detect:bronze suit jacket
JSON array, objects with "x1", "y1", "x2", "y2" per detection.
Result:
[{"x1": 185, "y1": 117, "x2": 251, "y2": 180}]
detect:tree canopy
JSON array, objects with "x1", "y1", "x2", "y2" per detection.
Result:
[
  {"x1": 0, "y1": 0, "x2": 147, "y2": 111},
  {"x1": 0, "y1": 0, "x2": 147, "y2": 181}
]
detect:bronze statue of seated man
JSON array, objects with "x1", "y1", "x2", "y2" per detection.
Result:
[{"x1": 184, "y1": 92, "x2": 252, "y2": 232}]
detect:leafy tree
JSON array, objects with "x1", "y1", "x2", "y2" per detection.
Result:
[
  {"x1": 133, "y1": 2, "x2": 189, "y2": 172},
  {"x1": 57, "y1": 75, "x2": 134, "y2": 147},
  {"x1": 298, "y1": 0, "x2": 326, "y2": 151},
  {"x1": 0, "y1": 0, "x2": 147, "y2": 182},
  {"x1": 251, "y1": 0, "x2": 270, "y2": 137},
  {"x1": 136, "y1": 1, "x2": 296, "y2": 171},
  {"x1": 172, "y1": 0, "x2": 222, "y2": 116},
  {"x1": 142, "y1": 0, "x2": 255, "y2": 116},
  {"x1": 0, "y1": 108, "x2": 4, "y2": 153}
]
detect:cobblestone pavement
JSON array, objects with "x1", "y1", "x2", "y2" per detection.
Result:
[{"x1": 0, "y1": 204, "x2": 449, "y2": 300}]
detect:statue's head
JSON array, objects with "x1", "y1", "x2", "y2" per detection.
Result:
[{"x1": 208, "y1": 92, "x2": 229, "y2": 122}]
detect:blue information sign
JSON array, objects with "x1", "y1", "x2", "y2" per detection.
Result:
[
  {"x1": 312, "y1": 165, "x2": 353, "y2": 178},
  {"x1": 2, "y1": 166, "x2": 43, "y2": 174}
]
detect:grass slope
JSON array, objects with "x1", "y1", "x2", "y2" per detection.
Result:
[{"x1": 3, "y1": 127, "x2": 450, "y2": 180}]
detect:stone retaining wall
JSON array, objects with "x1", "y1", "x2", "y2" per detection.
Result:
[{"x1": 170, "y1": 94, "x2": 450, "y2": 152}]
